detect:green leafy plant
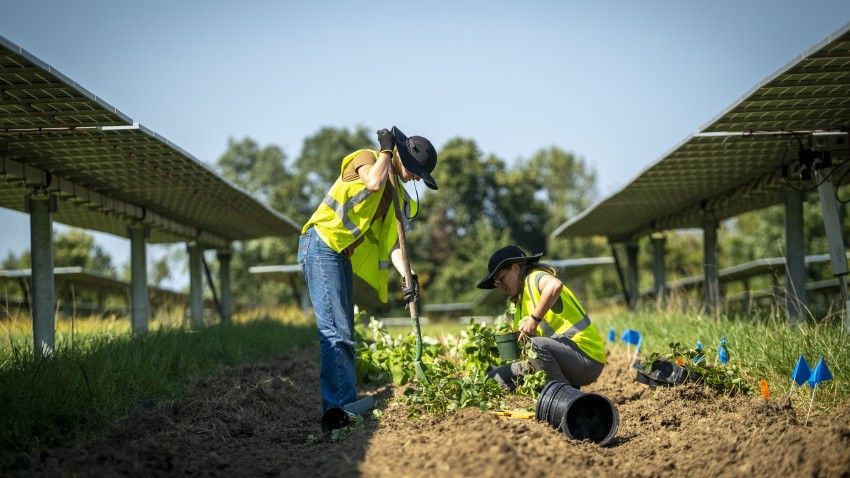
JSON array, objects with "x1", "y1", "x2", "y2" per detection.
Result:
[
  {"x1": 402, "y1": 359, "x2": 506, "y2": 417},
  {"x1": 458, "y1": 322, "x2": 501, "y2": 375},
  {"x1": 355, "y1": 317, "x2": 444, "y2": 385},
  {"x1": 513, "y1": 337, "x2": 546, "y2": 398},
  {"x1": 356, "y1": 319, "x2": 549, "y2": 419}
]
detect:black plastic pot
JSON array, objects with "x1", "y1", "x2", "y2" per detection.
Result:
[
  {"x1": 634, "y1": 359, "x2": 692, "y2": 388},
  {"x1": 535, "y1": 381, "x2": 619, "y2": 446},
  {"x1": 320, "y1": 407, "x2": 350, "y2": 432},
  {"x1": 495, "y1": 332, "x2": 520, "y2": 362}
]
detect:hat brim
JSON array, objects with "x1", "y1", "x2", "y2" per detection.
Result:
[
  {"x1": 476, "y1": 253, "x2": 543, "y2": 289},
  {"x1": 392, "y1": 126, "x2": 438, "y2": 190}
]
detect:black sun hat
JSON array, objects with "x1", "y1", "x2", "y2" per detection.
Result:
[
  {"x1": 392, "y1": 126, "x2": 438, "y2": 190},
  {"x1": 476, "y1": 245, "x2": 543, "y2": 289}
]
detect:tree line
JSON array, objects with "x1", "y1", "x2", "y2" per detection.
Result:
[{"x1": 3, "y1": 125, "x2": 848, "y2": 313}]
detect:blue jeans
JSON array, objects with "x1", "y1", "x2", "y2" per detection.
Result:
[{"x1": 298, "y1": 227, "x2": 357, "y2": 412}]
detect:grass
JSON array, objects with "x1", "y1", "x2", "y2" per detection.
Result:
[
  {"x1": 0, "y1": 306, "x2": 315, "y2": 466},
  {"x1": 593, "y1": 306, "x2": 849, "y2": 411}
]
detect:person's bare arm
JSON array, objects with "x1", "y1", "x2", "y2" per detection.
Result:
[
  {"x1": 518, "y1": 273, "x2": 562, "y2": 336},
  {"x1": 389, "y1": 244, "x2": 412, "y2": 278},
  {"x1": 357, "y1": 151, "x2": 393, "y2": 191}
]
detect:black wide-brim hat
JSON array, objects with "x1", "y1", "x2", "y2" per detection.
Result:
[
  {"x1": 392, "y1": 126, "x2": 438, "y2": 190},
  {"x1": 476, "y1": 245, "x2": 543, "y2": 289}
]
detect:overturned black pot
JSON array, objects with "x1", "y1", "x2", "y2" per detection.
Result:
[
  {"x1": 634, "y1": 359, "x2": 694, "y2": 388},
  {"x1": 535, "y1": 381, "x2": 619, "y2": 446}
]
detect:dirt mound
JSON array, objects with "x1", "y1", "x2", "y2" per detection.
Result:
[{"x1": 7, "y1": 349, "x2": 850, "y2": 477}]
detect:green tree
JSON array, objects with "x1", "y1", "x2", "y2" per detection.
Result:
[
  {"x1": 61, "y1": 230, "x2": 114, "y2": 275},
  {"x1": 215, "y1": 137, "x2": 298, "y2": 305},
  {"x1": 295, "y1": 125, "x2": 375, "y2": 209},
  {"x1": 524, "y1": 147, "x2": 601, "y2": 260},
  {"x1": 217, "y1": 137, "x2": 290, "y2": 204},
  {"x1": 13, "y1": 228, "x2": 117, "y2": 276},
  {"x1": 150, "y1": 255, "x2": 171, "y2": 287}
]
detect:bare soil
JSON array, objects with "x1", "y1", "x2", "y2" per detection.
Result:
[{"x1": 7, "y1": 348, "x2": 850, "y2": 477}]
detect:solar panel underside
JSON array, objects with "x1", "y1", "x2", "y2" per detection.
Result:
[
  {"x1": 0, "y1": 35, "x2": 299, "y2": 245},
  {"x1": 555, "y1": 23, "x2": 850, "y2": 240}
]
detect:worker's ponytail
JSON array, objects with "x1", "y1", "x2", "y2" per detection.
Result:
[{"x1": 518, "y1": 262, "x2": 557, "y2": 282}]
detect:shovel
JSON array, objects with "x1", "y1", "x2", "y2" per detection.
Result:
[{"x1": 388, "y1": 171, "x2": 429, "y2": 384}]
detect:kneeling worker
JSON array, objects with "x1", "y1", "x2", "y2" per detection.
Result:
[{"x1": 476, "y1": 245, "x2": 606, "y2": 390}]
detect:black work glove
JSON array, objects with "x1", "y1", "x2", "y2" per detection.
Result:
[
  {"x1": 377, "y1": 128, "x2": 395, "y2": 152},
  {"x1": 402, "y1": 273, "x2": 420, "y2": 305}
]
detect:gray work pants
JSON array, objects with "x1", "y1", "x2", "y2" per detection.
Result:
[{"x1": 487, "y1": 334, "x2": 604, "y2": 391}]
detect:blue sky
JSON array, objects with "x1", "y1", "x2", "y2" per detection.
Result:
[{"x1": 2, "y1": 1, "x2": 850, "y2": 286}]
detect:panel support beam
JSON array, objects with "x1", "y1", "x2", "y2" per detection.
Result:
[
  {"x1": 815, "y1": 172, "x2": 850, "y2": 330},
  {"x1": 609, "y1": 240, "x2": 631, "y2": 309},
  {"x1": 27, "y1": 192, "x2": 56, "y2": 358},
  {"x1": 217, "y1": 248, "x2": 232, "y2": 324},
  {"x1": 129, "y1": 224, "x2": 149, "y2": 336},
  {"x1": 651, "y1": 234, "x2": 667, "y2": 304},
  {"x1": 784, "y1": 188, "x2": 807, "y2": 322},
  {"x1": 625, "y1": 242, "x2": 639, "y2": 311},
  {"x1": 703, "y1": 217, "x2": 720, "y2": 315},
  {"x1": 187, "y1": 242, "x2": 204, "y2": 329}
]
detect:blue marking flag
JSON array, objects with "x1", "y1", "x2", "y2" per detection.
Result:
[
  {"x1": 792, "y1": 355, "x2": 811, "y2": 386},
  {"x1": 808, "y1": 357, "x2": 833, "y2": 388},
  {"x1": 621, "y1": 329, "x2": 641, "y2": 346},
  {"x1": 718, "y1": 336, "x2": 729, "y2": 365},
  {"x1": 693, "y1": 340, "x2": 705, "y2": 364},
  {"x1": 607, "y1": 327, "x2": 616, "y2": 343}
]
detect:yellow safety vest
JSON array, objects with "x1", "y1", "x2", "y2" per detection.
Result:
[
  {"x1": 301, "y1": 149, "x2": 418, "y2": 303},
  {"x1": 514, "y1": 269, "x2": 606, "y2": 364}
]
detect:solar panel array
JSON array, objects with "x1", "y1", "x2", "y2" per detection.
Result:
[
  {"x1": 553, "y1": 22, "x2": 850, "y2": 240},
  {"x1": 0, "y1": 34, "x2": 299, "y2": 246},
  {"x1": 0, "y1": 267, "x2": 190, "y2": 303}
]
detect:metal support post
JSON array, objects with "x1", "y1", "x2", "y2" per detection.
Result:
[
  {"x1": 784, "y1": 187, "x2": 807, "y2": 322},
  {"x1": 201, "y1": 254, "x2": 222, "y2": 320},
  {"x1": 609, "y1": 240, "x2": 631, "y2": 308},
  {"x1": 815, "y1": 172, "x2": 850, "y2": 330},
  {"x1": 217, "y1": 249, "x2": 232, "y2": 324},
  {"x1": 187, "y1": 242, "x2": 204, "y2": 329},
  {"x1": 625, "y1": 242, "x2": 639, "y2": 311},
  {"x1": 703, "y1": 217, "x2": 720, "y2": 315},
  {"x1": 129, "y1": 224, "x2": 149, "y2": 336},
  {"x1": 27, "y1": 193, "x2": 56, "y2": 357},
  {"x1": 650, "y1": 234, "x2": 667, "y2": 304}
]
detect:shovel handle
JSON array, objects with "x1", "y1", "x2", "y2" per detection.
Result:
[
  {"x1": 388, "y1": 172, "x2": 418, "y2": 319},
  {"x1": 388, "y1": 172, "x2": 428, "y2": 383}
]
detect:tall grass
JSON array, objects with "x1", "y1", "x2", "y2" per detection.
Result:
[
  {"x1": 0, "y1": 306, "x2": 315, "y2": 466},
  {"x1": 594, "y1": 306, "x2": 849, "y2": 411}
]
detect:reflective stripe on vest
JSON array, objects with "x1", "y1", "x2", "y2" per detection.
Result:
[{"x1": 321, "y1": 188, "x2": 374, "y2": 238}]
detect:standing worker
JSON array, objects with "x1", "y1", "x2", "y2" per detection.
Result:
[
  {"x1": 298, "y1": 127, "x2": 438, "y2": 414},
  {"x1": 477, "y1": 245, "x2": 606, "y2": 390}
]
